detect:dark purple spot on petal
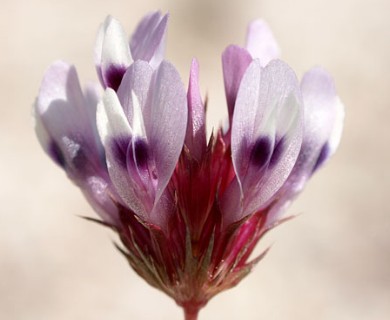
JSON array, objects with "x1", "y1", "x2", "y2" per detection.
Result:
[
  {"x1": 105, "y1": 65, "x2": 127, "y2": 91},
  {"x1": 110, "y1": 136, "x2": 131, "y2": 169},
  {"x1": 133, "y1": 139, "x2": 149, "y2": 169},
  {"x1": 49, "y1": 140, "x2": 65, "y2": 168},
  {"x1": 98, "y1": 148, "x2": 108, "y2": 171},
  {"x1": 71, "y1": 148, "x2": 88, "y2": 171},
  {"x1": 312, "y1": 143, "x2": 330, "y2": 173},
  {"x1": 251, "y1": 136, "x2": 271, "y2": 167},
  {"x1": 126, "y1": 138, "x2": 151, "y2": 186},
  {"x1": 270, "y1": 137, "x2": 285, "y2": 167}
]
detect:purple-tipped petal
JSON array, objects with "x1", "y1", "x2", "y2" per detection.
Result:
[
  {"x1": 145, "y1": 61, "x2": 188, "y2": 205},
  {"x1": 185, "y1": 58, "x2": 206, "y2": 160},
  {"x1": 222, "y1": 45, "x2": 253, "y2": 118},
  {"x1": 97, "y1": 89, "x2": 149, "y2": 218},
  {"x1": 245, "y1": 19, "x2": 280, "y2": 66},
  {"x1": 226, "y1": 59, "x2": 303, "y2": 222},
  {"x1": 96, "y1": 16, "x2": 132, "y2": 90},
  {"x1": 130, "y1": 11, "x2": 168, "y2": 69}
]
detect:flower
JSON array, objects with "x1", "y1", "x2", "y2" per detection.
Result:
[{"x1": 34, "y1": 12, "x2": 344, "y2": 319}]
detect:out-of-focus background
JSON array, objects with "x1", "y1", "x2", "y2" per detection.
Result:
[{"x1": 1, "y1": 0, "x2": 389, "y2": 319}]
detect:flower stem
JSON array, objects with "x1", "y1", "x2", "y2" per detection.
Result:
[{"x1": 183, "y1": 305, "x2": 200, "y2": 320}]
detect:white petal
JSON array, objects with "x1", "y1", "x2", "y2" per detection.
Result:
[
  {"x1": 97, "y1": 88, "x2": 132, "y2": 143},
  {"x1": 102, "y1": 16, "x2": 132, "y2": 66},
  {"x1": 100, "y1": 16, "x2": 132, "y2": 89}
]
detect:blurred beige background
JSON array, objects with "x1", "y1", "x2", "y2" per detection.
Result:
[{"x1": 1, "y1": 0, "x2": 389, "y2": 319}]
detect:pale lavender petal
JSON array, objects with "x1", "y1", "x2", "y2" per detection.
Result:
[
  {"x1": 97, "y1": 88, "x2": 149, "y2": 218},
  {"x1": 245, "y1": 19, "x2": 280, "y2": 66},
  {"x1": 84, "y1": 82, "x2": 102, "y2": 122},
  {"x1": 149, "y1": 188, "x2": 175, "y2": 230},
  {"x1": 130, "y1": 11, "x2": 168, "y2": 69},
  {"x1": 144, "y1": 61, "x2": 188, "y2": 206},
  {"x1": 84, "y1": 82, "x2": 105, "y2": 154},
  {"x1": 222, "y1": 45, "x2": 252, "y2": 118},
  {"x1": 279, "y1": 68, "x2": 344, "y2": 196},
  {"x1": 219, "y1": 177, "x2": 242, "y2": 227},
  {"x1": 301, "y1": 67, "x2": 344, "y2": 173},
  {"x1": 185, "y1": 58, "x2": 206, "y2": 160},
  {"x1": 34, "y1": 106, "x2": 52, "y2": 162},
  {"x1": 326, "y1": 97, "x2": 344, "y2": 158},
  {"x1": 35, "y1": 61, "x2": 85, "y2": 131},
  {"x1": 100, "y1": 16, "x2": 132, "y2": 90},
  {"x1": 35, "y1": 61, "x2": 120, "y2": 224},
  {"x1": 82, "y1": 176, "x2": 119, "y2": 225},
  {"x1": 301, "y1": 68, "x2": 340, "y2": 142},
  {"x1": 117, "y1": 60, "x2": 153, "y2": 122},
  {"x1": 266, "y1": 68, "x2": 344, "y2": 227},
  {"x1": 35, "y1": 61, "x2": 103, "y2": 179},
  {"x1": 226, "y1": 59, "x2": 303, "y2": 223}
]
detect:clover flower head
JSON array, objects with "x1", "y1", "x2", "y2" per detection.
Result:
[{"x1": 34, "y1": 11, "x2": 344, "y2": 319}]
